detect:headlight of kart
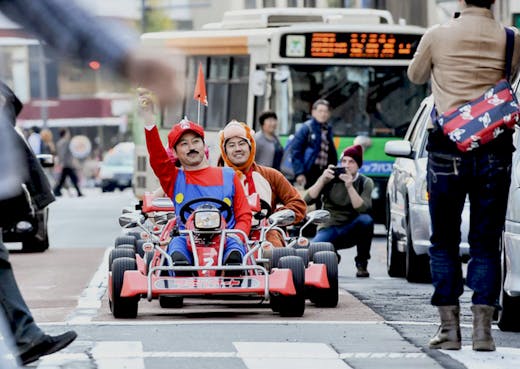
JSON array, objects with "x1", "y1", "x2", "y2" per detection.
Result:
[{"x1": 194, "y1": 210, "x2": 221, "y2": 229}]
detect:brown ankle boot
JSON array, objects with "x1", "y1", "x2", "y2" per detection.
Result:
[
  {"x1": 429, "y1": 305, "x2": 461, "y2": 350},
  {"x1": 471, "y1": 304, "x2": 496, "y2": 351}
]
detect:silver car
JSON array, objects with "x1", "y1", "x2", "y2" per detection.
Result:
[
  {"x1": 384, "y1": 95, "x2": 469, "y2": 283},
  {"x1": 499, "y1": 126, "x2": 520, "y2": 332}
]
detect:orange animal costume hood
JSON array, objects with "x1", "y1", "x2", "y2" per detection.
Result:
[{"x1": 218, "y1": 120, "x2": 256, "y2": 173}]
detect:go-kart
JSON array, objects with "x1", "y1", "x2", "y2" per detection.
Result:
[
  {"x1": 108, "y1": 197, "x2": 307, "y2": 318},
  {"x1": 251, "y1": 207, "x2": 339, "y2": 308},
  {"x1": 111, "y1": 193, "x2": 176, "y2": 259}
]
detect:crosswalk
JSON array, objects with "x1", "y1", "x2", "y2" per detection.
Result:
[
  {"x1": 35, "y1": 339, "x2": 520, "y2": 369},
  {"x1": 36, "y1": 341, "x2": 433, "y2": 369}
]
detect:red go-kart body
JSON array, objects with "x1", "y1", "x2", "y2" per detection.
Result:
[{"x1": 109, "y1": 196, "x2": 307, "y2": 319}]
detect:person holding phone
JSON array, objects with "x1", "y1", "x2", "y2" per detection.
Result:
[{"x1": 304, "y1": 144, "x2": 374, "y2": 277}]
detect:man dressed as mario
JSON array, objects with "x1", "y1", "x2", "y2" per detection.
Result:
[{"x1": 138, "y1": 97, "x2": 251, "y2": 267}]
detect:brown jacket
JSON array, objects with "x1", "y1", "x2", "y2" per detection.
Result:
[
  {"x1": 408, "y1": 6, "x2": 520, "y2": 115},
  {"x1": 253, "y1": 163, "x2": 307, "y2": 246}
]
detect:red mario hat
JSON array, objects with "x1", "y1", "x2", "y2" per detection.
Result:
[{"x1": 167, "y1": 119, "x2": 204, "y2": 148}]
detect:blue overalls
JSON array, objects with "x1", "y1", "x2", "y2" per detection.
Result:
[{"x1": 167, "y1": 167, "x2": 246, "y2": 264}]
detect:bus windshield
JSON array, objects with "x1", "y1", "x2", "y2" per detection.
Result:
[{"x1": 272, "y1": 64, "x2": 428, "y2": 138}]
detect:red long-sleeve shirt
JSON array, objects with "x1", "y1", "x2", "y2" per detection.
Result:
[{"x1": 145, "y1": 126, "x2": 251, "y2": 237}]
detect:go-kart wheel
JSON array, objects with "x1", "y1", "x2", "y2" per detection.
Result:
[
  {"x1": 159, "y1": 295, "x2": 184, "y2": 308},
  {"x1": 179, "y1": 197, "x2": 233, "y2": 224},
  {"x1": 115, "y1": 235, "x2": 136, "y2": 249},
  {"x1": 109, "y1": 247, "x2": 135, "y2": 271},
  {"x1": 276, "y1": 255, "x2": 305, "y2": 317},
  {"x1": 111, "y1": 257, "x2": 139, "y2": 318},
  {"x1": 269, "y1": 250, "x2": 299, "y2": 312},
  {"x1": 135, "y1": 239, "x2": 146, "y2": 258},
  {"x1": 295, "y1": 248, "x2": 309, "y2": 267},
  {"x1": 269, "y1": 296, "x2": 280, "y2": 312},
  {"x1": 126, "y1": 231, "x2": 142, "y2": 240},
  {"x1": 308, "y1": 242, "x2": 335, "y2": 261},
  {"x1": 311, "y1": 251, "x2": 338, "y2": 308},
  {"x1": 115, "y1": 243, "x2": 135, "y2": 251},
  {"x1": 271, "y1": 248, "x2": 295, "y2": 270}
]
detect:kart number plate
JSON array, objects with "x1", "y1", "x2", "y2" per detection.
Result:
[{"x1": 155, "y1": 277, "x2": 260, "y2": 290}]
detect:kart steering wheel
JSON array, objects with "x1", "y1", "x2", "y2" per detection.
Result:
[
  {"x1": 179, "y1": 197, "x2": 233, "y2": 225},
  {"x1": 254, "y1": 198, "x2": 273, "y2": 220}
]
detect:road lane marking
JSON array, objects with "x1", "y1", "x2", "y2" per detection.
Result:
[
  {"x1": 339, "y1": 352, "x2": 427, "y2": 358},
  {"x1": 66, "y1": 247, "x2": 110, "y2": 324},
  {"x1": 92, "y1": 341, "x2": 144, "y2": 369},
  {"x1": 234, "y1": 342, "x2": 352, "y2": 369},
  {"x1": 37, "y1": 353, "x2": 88, "y2": 368},
  {"x1": 42, "y1": 320, "x2": 388, "y2": 326},
  {"x1": 441, "y1": 346, "x2": 520, "y2": 369},
  {"x1": 34, "y1": 340, "x2": 428, "y2": 368}
]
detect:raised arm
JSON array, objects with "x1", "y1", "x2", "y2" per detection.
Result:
[{"x1": 145, "y1": 126, "x2": 177, "y2": 197}]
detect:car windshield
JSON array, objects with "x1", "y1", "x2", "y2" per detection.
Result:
[{"x1": 104, "y1": 152, "x2": 133, "y2": 166}]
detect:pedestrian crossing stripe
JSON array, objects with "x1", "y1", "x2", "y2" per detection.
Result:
[
  {"x1": 36, "y1": 340, "x2": 427, "y2": 369},
  {"x1": 36, "y1": 341, "x2": 520, "y2": 369}
]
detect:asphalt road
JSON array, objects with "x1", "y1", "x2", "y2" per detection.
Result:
[{"x1": 5, "y1": 188, "x2": 520, "y2": 369}]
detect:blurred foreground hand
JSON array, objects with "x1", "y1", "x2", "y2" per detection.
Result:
[{"x1": 124, "y1": 47, "x2": 185, "y2": 109}]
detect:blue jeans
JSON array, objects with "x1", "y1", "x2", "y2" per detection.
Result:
[
  {"x1": 167, "y1": 235, "x2": 246, "y2": 265},
  {"x1": 0, "y1": 236, "x2": 45, "y2": 353},
  {"x1": 312, "y1": 214, "x2": 374, "y2": 267},
  {"x1": 427, "y1": 151, "x2": 511, "y2": 306}
]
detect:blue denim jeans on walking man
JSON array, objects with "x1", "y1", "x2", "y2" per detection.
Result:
[
  {"x1": 427, "y1": 150, "x2": 511, "y2": 307},
  {"x1": 312, "y1": 214, "x2": 374, "y2": 267}
]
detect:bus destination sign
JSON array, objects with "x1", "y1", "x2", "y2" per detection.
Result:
[{"x1": 280, "y1": 32, "x2": 421, "y2": 60}]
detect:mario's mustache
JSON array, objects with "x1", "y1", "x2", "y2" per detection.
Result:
[{"x1": 187, "y1": 149, "x2": 199, "y2": 155}]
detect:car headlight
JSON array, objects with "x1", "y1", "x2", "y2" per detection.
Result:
[
  {"x1": 420, "y1": 180, "x2": 429, "y2": 203},
  {"x1": 194, "y1": 210, "x2": 221, "y2": 230}
]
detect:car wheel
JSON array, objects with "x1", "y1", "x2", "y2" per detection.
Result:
[
  {"x1": 22, "y1": 233, "x2": 49, "y2": 253},
  {"x1": 498, "y1": 245, "x2": 520, "y2": 331},
  {"x1": 311, "y1": 251, "x2": 339, "y2": 308},
  {"x1": 111, "y1": 257, "x2": 139, "y2": 318},
  {"x1": 101, "y1": 184, "x2": 114, "y2": 192},
  {"x1": 22, "y1": 209, "x2": 49, "y2": 253},
  {"x1": 275, "y1": 255, "x2": 305, "y2": 317},
  {"x1": 405, "y1": 204, "x2": 431, "y2": 283},
  {"x1": 387, "y1": 216, "x2": 405, "y2": 278}
]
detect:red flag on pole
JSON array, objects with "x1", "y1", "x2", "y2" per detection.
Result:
[{"x1": 193, "y1": 62, "x2": 208, "y2": 106}]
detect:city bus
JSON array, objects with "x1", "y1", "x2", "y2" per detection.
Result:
[{"x1": 133, "y1": 7, "x2": 429, "y2": 224}]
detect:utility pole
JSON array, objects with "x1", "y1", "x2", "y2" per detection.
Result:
[
  {"x1": 141, "y1": 0, "x2": 147, "y2": 33},
  {"x1": 38, "y1": 41, "x2": 48, "y2": 129}
]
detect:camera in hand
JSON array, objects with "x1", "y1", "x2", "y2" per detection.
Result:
[{"x1": 332, "y1": 166, "x2": 346, "y2": 177}]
